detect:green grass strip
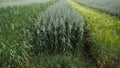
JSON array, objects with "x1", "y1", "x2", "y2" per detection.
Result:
[{"x1": 68, "y1": 0, "x2": 120, "y2": 66}]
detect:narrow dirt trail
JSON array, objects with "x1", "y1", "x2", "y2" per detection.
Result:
[{"x1": 68, "y1": 0, "x2": 120, "y2": 67}]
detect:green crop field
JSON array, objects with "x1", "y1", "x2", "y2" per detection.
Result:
[{"x1": 0, "y1": 0, "x2": 120, "y2": 68}]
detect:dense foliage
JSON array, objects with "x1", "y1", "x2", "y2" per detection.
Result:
[
  {"x1": 0, "y1": 0, "x2": 57, "y2": 67},
  {"x1": 34, "y1": 0, "x2": 85, "y2": 54}
]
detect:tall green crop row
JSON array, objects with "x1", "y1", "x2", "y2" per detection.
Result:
[
  {"x1": 34, "y1": 0, "x2": 85, "y2": 54},
  {"x1": 0, "y1": 0, "x2": 57, "y2": 67}
]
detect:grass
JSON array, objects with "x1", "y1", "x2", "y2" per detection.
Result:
[
  {"x1": 68, "y1": 0, "x2": 120, "y2": 67},
  {"x1": 0, "y1": 0, "x2": 57, "y2": 67}
]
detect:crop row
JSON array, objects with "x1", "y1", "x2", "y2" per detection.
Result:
[
  {"x1": 75, "y1": 0, "x2": 120, "y2": 17},
  {"x1": 34, "y1": 0, "x2": 85, "y2": 54}
]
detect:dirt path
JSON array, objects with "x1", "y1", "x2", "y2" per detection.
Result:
[{"x1": 68, "y1": 0, "x2": 120, "y2": 67}]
